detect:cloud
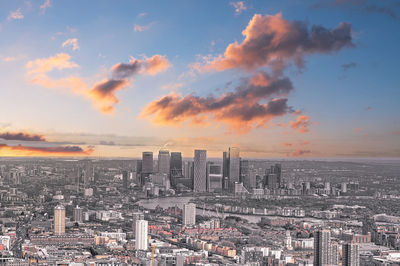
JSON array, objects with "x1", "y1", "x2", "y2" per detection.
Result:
[
  {"x1": 3, "y1": 56, "x2": 16, "y2": 62},
  {"x1": 0, "y1": 144, "x2": 94, "y2": 157},
  {"x1": 8, "y1": 8, "x2": 24, "y2": 20},
  {"x1": 312, "y1": 0, "x2": 400, "y2": 21},
  {"x1": 137, "y1": 12, "x2": 147, "y2": 18},
  {"x1": 62, "y1": 38, "x2": 80, "y2": 51},
  {"x1": 26, "y1": 53, "x2": 79, "y2": 75},
  {"x1": 289, "y1": 115, "x2": 312, "y2": 133},
  {"x1": 40, "y1": 0, "x2": 52, "y2": 13},
  {"x1": 230, "y1": 1, "x2": 247, "y2": 14},
  {"x1": 133, "y1": 22, "x2": 155, "y2": 32},
  {"x1": 0, "y1": 132, "x2": 46, "y2": 141},
  {"x1": 141, "y1": 71, "x2": 295, "y2": 134},
  {"x1": 25, "y1": 53, "x2": 86, "y2": 96},
  {"x1": 282, "y1": 142, "x2": 293, "y2": 147},
  {"x1": 201, "y1": 13, "x2": 353, "y2": 72},
  {"x1": 89, "y1": 55, "x2": 170, "y2": 113},
  {"x1": 289, "y1": 149, "x2": 312, "y2": 157},
  {"x1": 161, "y1": 83, "x2": 184, "y2": 91},
  {"x1": 26, "y1": 53, "x2": 170, "y2": 114},
  {"x1": 342, "y1": 62, "x2": 357, "y2": 71}
]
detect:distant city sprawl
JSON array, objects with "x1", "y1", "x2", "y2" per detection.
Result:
[{"x1": 0, "y1": 149, "x2": 399, "y2": 265}]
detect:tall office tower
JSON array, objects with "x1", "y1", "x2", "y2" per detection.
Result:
[
  {"x1": 183, "y1": 203, "x2": 196, "y2": 226},
  {"x1": 170, "y1": 152, "x2": 183, "y2": 182},
  {"x1": 132, "y1": 212, "x2": 145, "y2": 237},
  {"x1": 135, "y1": 220, "x2": 148, "y2": 250},
  {"x1": 193, "y1": 150, "x2": 207, "y2": 192},
  {"x1": 142, "y1": 152, "x2": 153, "y2": 174},
  {"x1": 314, "y1": 229, "x2": 332, "y2": 266},
  {"x1": 54, "y1": 205, "x2": 66, "y2": 235},
  {"x1": 270, "y1": 164, "x2": 282, "y2": 187},
  {"x1": 183, "y1": 161, "x2": 194, "y2": 179},
  {"x1": 266, "y1": 173, "x2": 278, "y2": 189},
  {"x1": 222, "y1": 151, "x2": 229, "y2": 190},
  {"x1": 73, "y1": 205, "x2": 83, "y2": 223},
  {"x1": 158, "y1": 149, "x2": 170, "y2": 176},
  {"x1": 228, "y1": 147, "x2": 240, "y2": 191},
  {"x1": 122, "y1": 170, "x2": 129, "y2": 189},
  {"x1": 141, "y1": 152, "x2": 153, "y2": 185},
  {"x1": 342, "y1": 243, "x2": 360, "y2": 266},
  {"x1": 240, "y1": 160, "x2": 257, "y2": 190},
  {"x1": 207, "y1": 162, "x2": 223, "y2": 192}
]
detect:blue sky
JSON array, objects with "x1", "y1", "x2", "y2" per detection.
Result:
[{"x1": 0, "y1": 0, "x2": 399, "y2": 158}]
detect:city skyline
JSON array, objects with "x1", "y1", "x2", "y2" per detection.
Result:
[{"x1": 0, "y1": 0, "x2": 400, "y2": 158}]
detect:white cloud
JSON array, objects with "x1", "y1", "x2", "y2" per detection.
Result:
[
  {"x1": 8, "y1": 8, "x2": 24, "y2": 20},
  {"x1": 40, "y1": 0, "x2": 52, "y2": 13},
  {"x1": 62, "y1": 38, "x2": 80, "y2": 51},
  {"x1": 230, "y1": 1, "x2": 247, "y2": 14},
  {"x1": 133, "y1": 22, "x2": 155, "y2": 32}
]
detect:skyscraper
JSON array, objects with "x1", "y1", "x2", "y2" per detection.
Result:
[
  {"x1": 228, "y1": 147, "x2": 240, "y2": 191},
  {"x1": 240, "y1": 160, "x2": 257, "y2": 190},
  {"x1": 342, "y1": 243, "x2": 360, "y2": 266},
  {"x1": 122, "y1": 170, "x2": 129, "y2": 189},
  {"x1": 132, "y1": 212, "x2": 145, "y2": 237},
  {"x1": 193, "y1": 150, "x2": 207, "y2": 192},
  {"x1": 314, "y1": 229, "x2": 332, "y2": 266},
  {"x1": 142, "y1": 152, "x2": 153, "y2": 174},
  {"x1": 270, "y1": 164, "x2": 282, "y2": 187},
  {"x1": 183, "y1": 203, "x2": 196, "y2": 226},
  {"x1": 54, "y1": 205, "x2": 66, "y2": 235},
  {"x1": 207, "y1": 162, "x2": 223, "y2": 192},
  {"x1": 170, "y1": 152, "x2": 183, "y2": 178},
  {"x1": 158, "y1": 149, "x2": 170, "y2": 176},
  {"x1": 222, "y1": 151, "x2": 229, "y2": 190},
  {"x1": 135, "y1": 219, "x2": 148, "y2": 250},
  {"x1": 73, "y1": 205, "x2": 83, "y2": 223}
]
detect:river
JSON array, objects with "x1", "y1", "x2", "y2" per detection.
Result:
[{"x1": 137, "y1": 196, "x2": 266, "y2": 223}]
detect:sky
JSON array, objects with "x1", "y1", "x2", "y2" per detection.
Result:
[{"x1": 0, "y1": 0, "x2": 399, "y2": 158}]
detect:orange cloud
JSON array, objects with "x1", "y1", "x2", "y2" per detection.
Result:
[
  {"x1": 282, "y1": 142, "x2": 292, "y2": 147},
  {"x1": 289, "y1": 149, "x2": 312, "y2": 157},
  {"x1": 88, "y1": 55, "x2": 170, "y2": 113},
  {"x1": 201, "y1": 13, "x2": 353, "y2": 72},
  {"x1": 289, "y1": 115, "x2": 312, "y2": 133},
  {"x1": 0, "y1": 144, "x2": 94, "y2": 157},
  {"x1": 26, "y1": 53, "x2": 170, "y2": 114},
  {"x1": 141, "y1": 72, "x2": 295, "y2": 134}
]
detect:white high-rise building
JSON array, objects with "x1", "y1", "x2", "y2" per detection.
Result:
[
  {"x1": 54, "y1": 205, "x2": 66, "y2": 235},
  {"x1": 183, "y1": 203, "x2": 196, "y2": 226},
  {"x1": 135, "y1": 220, "x2": 148, "y2": 250},
  {"x1": 285, "y1": 230, "x2": 293, "y2": 250}
]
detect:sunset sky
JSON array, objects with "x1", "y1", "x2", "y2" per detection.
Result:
[{"x1": 0, "y1": 0, "x2": 399, "y2": 158}]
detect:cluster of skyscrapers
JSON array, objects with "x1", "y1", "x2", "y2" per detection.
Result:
[{"x1": 135, "y1": 147, "x2": 282, "y2": 194}]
